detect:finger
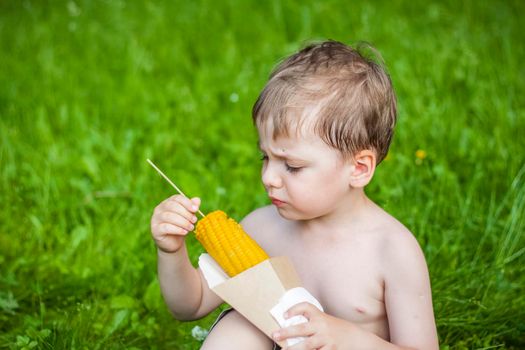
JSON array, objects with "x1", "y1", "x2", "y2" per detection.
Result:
[
  {"x1": 162, "y1": 202, "x2": 197, "y2": 223},
  {"x1": 167, "y1": 194, "x2": 200, "y2": 213},
  {"x1": 285, "y1": 302, "x2": 321, "y2": 321},
  {"x1": 164, "y1": 200, "x2": 198, "y2": 223},
  {"x1": 273, "y1": 321, "x2": 314, "y2": 343},
  {"x1": 286, "y1": 335, "x2": 324, "y2": 350},
  {"x1": 160, "y1": 211, "x2": 195, "y2": 232},
  {"x1": 158, "y1": 194, "x2": 193, "y2": 211},
  {"x1": 156, "y1": 222, "x2": 190, "y2": 236}
]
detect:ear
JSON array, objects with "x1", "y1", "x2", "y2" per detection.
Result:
[{"x1": 349, "y1": 150, "x2": 376, "y2": 188}]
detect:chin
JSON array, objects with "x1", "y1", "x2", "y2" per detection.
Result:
[
  {"x1": 276, "y1": 207, "x2": 315, "y2": 221},
  {"x1": 275, "y1": 207, "x2": 296, "y2": 220}
]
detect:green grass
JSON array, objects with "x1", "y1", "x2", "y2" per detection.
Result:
[{"x1": 1, "y1": 0, "x2": 524, "y2": 349}]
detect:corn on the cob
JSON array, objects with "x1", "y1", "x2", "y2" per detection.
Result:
[{"x1": 195, "y1": 210, "x2": 269, "y2": 277}]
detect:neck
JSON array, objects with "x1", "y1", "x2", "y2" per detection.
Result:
[{"x1": 298, "y1": 189, "x2": 372, "y2": 237}]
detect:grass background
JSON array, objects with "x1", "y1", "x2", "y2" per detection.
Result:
[{"x1": 1, "y1": 0, "x2": 524, "y2": 349}]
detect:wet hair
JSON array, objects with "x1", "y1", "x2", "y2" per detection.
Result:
[{"x1": 252, "y1": 40, "x2": 397, "y2": 164}]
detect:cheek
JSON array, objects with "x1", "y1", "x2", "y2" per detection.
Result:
[
  {"x1": 286, "y1": 174, "x2": 334, "y2": 202},
  {"x1": 289, "y1": 170, "x2": 348, "y2": 203},
  {"x1": 281, "y1": 189, "x2": 337, "y2": 220}
]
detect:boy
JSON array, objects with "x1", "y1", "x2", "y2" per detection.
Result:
[{"x1": 150, "y1": 40, "x2": 439, "y2": 349}]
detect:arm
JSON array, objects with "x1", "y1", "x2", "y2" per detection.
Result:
[
  {"x1": 383, "y1": 231, "x2": 439, "y2": 350},
  {"x1": 157, "y1": 245, "x2": 223, "y2": 320},
  {"x1": 152, "y1": 195, "x2": 223, "y2": 320}
]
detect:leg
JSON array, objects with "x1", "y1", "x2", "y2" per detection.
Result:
[{"x1": 201, "y1": 310, "x2": 274, "y2": 350}]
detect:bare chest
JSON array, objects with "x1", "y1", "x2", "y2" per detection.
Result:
[{"x1": 268, "y1": 235, "x2": 387, "y2": 330}]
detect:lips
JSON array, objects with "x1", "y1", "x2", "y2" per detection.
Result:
[{"x1": 270, "y1": 197, "x2": 285, "y2": 207}]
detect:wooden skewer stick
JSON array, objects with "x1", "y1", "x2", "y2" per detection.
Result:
[{"x1": 147, "y1": 159, "x2": 205, "y2": 218}]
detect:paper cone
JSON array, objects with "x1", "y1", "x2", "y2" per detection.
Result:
[{"x1": 199, "y1": 254, "x2": 302, "y2": 346}]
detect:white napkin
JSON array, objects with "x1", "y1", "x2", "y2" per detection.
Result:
[
  {"x1": 270, "y1": 287, "x2": 324, "y2": 346},
  {"x1": 198, "y1": 253, "x2": 229, "y2": 289}
]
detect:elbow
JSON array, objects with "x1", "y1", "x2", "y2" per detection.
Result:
[
  {"x1": 163, "y1": 292, "x2": 205, "y2": 321},
  {"x1": 170, "y1": 309, "x2": 202, "y2": 321},
  {"x1": 172, "y1": 314, "x2": 199, "y2": 321},
  {"x1": 169, "y1": 301, "x2": 207, "y2": 321}
]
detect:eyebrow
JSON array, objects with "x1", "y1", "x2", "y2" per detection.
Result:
[{"x1": 257, "y1": 141, "x2": 306, "y2": 161}]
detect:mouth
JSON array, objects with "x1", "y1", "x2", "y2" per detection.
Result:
[{"x1": 269, "y1": 197, "x2": 285, "y2": 207}]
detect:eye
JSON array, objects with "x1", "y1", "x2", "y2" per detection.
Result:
[{"x1": 285, "y1": 163, "x2": 302, "y2": 173}]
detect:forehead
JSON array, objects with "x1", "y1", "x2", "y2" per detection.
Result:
[
  {"x1": 256, "y1": 102, "x2": 319, "y2": 140},
  {"x1": 257, "y1": 118, "x2": 337, "y2": 159},
  {"x1": 257, "y1": 115, "x2": 314, "y2": 144}
]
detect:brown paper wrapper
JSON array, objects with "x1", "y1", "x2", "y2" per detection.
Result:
[{"x1": 199, "y1": 255, "x2": 302, "y2": 347}]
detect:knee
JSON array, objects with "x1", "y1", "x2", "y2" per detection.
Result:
[{"x1": 201, "y1": 310, "x2": 273, "y2": 350}]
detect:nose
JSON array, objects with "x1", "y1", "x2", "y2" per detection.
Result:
[{"x1": 261, "y1": 162, "x2": 283, "y2": 189}]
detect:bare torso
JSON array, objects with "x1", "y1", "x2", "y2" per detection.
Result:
[
  {"x1": 202, "y1": 200, "x2": 437, "y2": 350},
  {"x1": 243, "y1": 204, "x2": 399, "y2": 341}
]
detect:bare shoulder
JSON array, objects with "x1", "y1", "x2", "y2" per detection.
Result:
[
  {"x1": 240, "y1": 205, "x2": 278, "y2": 229},
  {"x1": 383, "y1": 213, "x2": 421, "y2": 250},
  {"x1": 373, "y1": 207, "x2": 430, "y2": 282},
  {"x1": 239, "y1": 205, "x2": 285, "y2": 254},
  {"x1": 367, "y1": 206, "x2": 426, "y2": 262}
]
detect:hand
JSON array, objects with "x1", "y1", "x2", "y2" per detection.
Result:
[
  {"x1": 150, "y1": 195, "x2": 200, "y2": 253},
  {"x1": 272, "y1": 302, "x2": 364, "y2": 350}
]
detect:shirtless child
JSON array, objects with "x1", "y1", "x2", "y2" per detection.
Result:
[{"x1": 150, "y1": 40, "x2": 439, "y2": 349}]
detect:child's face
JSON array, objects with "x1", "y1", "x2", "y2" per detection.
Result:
[{"x1": 258, "y1": 123, "x2": 355, "y2": 221}]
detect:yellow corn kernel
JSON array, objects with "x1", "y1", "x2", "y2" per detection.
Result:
[{"x1": 195, "y1": 210, "x2": 269, "y2": 277}]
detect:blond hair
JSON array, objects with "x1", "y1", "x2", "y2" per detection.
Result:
[{"x1": 252, "y1": 40, "x2": 397, "y2": 164}]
